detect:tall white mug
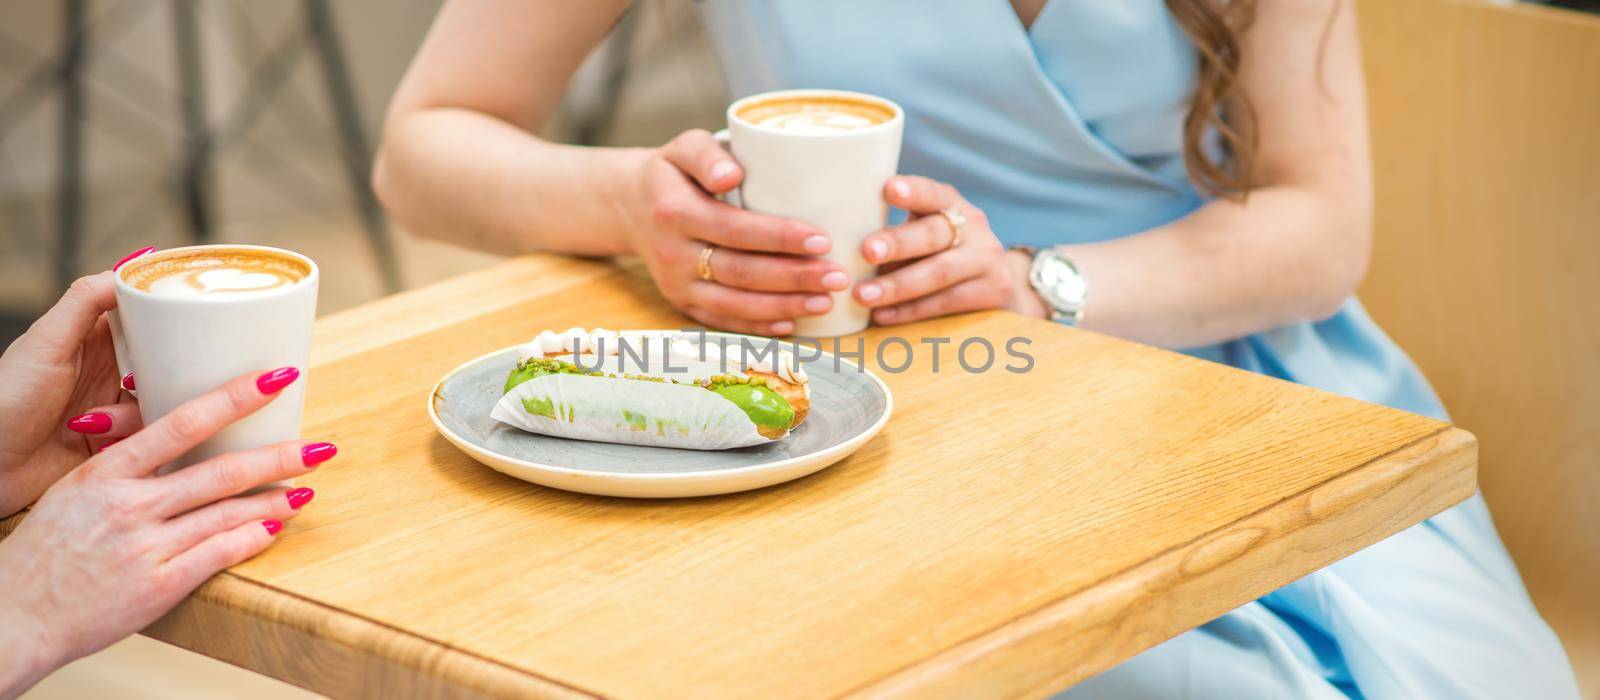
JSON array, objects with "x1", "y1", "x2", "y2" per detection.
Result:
[
  {"x1": 720, "y1": 89, "x2": 904, "y2": 337},
  {"x1": 111, "y1": 244, "x2": 318, "y2": 479}
]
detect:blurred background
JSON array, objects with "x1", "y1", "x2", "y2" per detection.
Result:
[{"x1": 0, "y1": 0, "x2": 728, "y2": 347}]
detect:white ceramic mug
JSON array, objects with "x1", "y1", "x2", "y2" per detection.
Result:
[
  {"x1": 110, "y1": 244, "x2": 318, "y2": 479},
  {"x1": 719, "y1": 89, "x2": 904, "y2": 337}
]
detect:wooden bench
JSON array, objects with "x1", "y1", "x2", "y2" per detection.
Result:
[{"x1": 1358, "y1": 0, "x2": 1600, "y2": 693}]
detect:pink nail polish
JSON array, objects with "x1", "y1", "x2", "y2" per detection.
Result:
[
  {"x1": 804, "y1": 295, "x2": 832, "y2": 314},
  {"x1": 866, "y1": 240, "x2": 888, "y2": 262},
  {"x1": 256, "y1": 367, "x2": 300, "y2": 394},
  {"x1": 301, "y1": 442, "x2": 337, "y2": 467},
  {"x1": 113, "y1": 246, "x2": 157, "y2": 271},
  {"x1": 892, "y1": 180, "x2": 911, "y2": 198},
  {"x1": 803, "y1": 235, "x2": 831, "y2": 254},
  {"x1": 770, "y1": 321, "x2": 795, "y2": 336},
  {"x1": 98, "y1": 438, "x2": 121, "y2": 452},
  {"x1": 708, "y1": 161, "x2": 737, "y2": 182},
  {"x1": 858, "y1": 284, "x2": 883, "y2": 303},
  {"x1": 821, "y1": 271, "x2": 849, "y2": 290},
  {"x1": 120, "y1": 372, "x2": 136, "y2": 391},
  {"x1": 286, "y1": 487, "x2": 315, "y2": 510},
  {"x1": 262, "y1": 519, "x2": 284, "y2": 536},
  {"x1": 67, "y1": 412, "x2": 112, "y2": 434}
]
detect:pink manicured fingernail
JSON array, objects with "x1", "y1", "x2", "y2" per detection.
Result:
[
  {"x1": 67, "y1": 412, "x2": 112, "y2": 434},
  {"x1": 865, "y1": 240, "x2": 888, "y2": 262},
  {"x1": 891, "y1": 180, "x2": 911, "y2": 199},
  {"x1": 821, "y1": 271, "x2": 849, "y2": 290},
  {"x1": 708, "y1": 161, "x2": 737, "y2": 182},
  {"x1": 262, "y1": 519, "x2": 284, "y2": 536},
  {"x1": 804, "y1": 295, "x2": 832, "y2": 314},
  {"x1": 286, "y1": 487, "x2": 315, "y2": 510},
  {"x1": 113, "y1": 246, "x2": 156, "y2": 271},
  {"x1": 803, "y1": 235, "x2": 830, "y2": 254},
  {"x1": 120, "y1": 372, "x2": 136, "y2": 391},
  {"x1": 770, "y1": 321, "x2": 794, "y2": 336},
  {"x1": 301, "y1": 442, "x2": 337, "y2": 467},
  {"x1": 98, "y1": 438, "x2": 121, "y2": 452},
  {"x1": 256, "y1": 367, "x2": 299, "y2": 394},
  {"x1": 858, "y1": 283, "x2": 883, "y2": 302}
]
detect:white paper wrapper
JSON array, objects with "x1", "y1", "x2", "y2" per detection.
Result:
[{"x1": 490, "y1": 373, "x2": 772, "y2": 450}]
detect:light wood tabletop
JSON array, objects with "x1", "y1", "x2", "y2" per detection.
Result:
[{"x1": 2, "y1": 255, "x2": 1477, "y2": 698}]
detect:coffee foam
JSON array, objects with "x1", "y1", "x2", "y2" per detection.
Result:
[
  {"x1": 122, "y1": 248, "x2": 310, "y2": 299},
  {"x1": 737, "y1": 96, "x2": 895, "y2": 134}
]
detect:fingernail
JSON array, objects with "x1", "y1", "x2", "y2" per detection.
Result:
[
  {"x1": 770, "y1": 321, "x2": 794, "y2": 336},
  {"x1": 67, "y1": 412, "x2": 112, "y2": 434},
  {"x1": 120, "y1": 372, "x2": 136, "y2": 391},
  {"x1": 113, "y1": 246, "x2": 157, "y2": 271},
  {"x1": 804, "y1": 295, "x2": 832, "y2": 314},
  {"x1": 302, "y1": 442, "x2": 337, "y2": 467},
  {"x1": 858, "y1": 284, "x2": 883, "y2": 303},
  {"x1": 286, "y1": 487, "x2": 315, "y2": 510},
  {"x1": 891, "y1": 180, "x2": 911, "y2": 199},
  {"x1": 803, "y1": 235, "x2": 830, "y2": 254},
  {"x1": 877, "y1": 307, "x2": 899, "y2": 323},
  {"x1": 708, "y1": 161, "x2": 737, "y2": 182},
  {"x1": 866, "y1": 240, "x2": 888, "y2": 262},
  {"x1": 262, "y1": 519, "x2": 284, "y2": 536},
  {"x1": 821, "y1": 271, "x2": 849, "y2": 290},
  {"x1": 98, "y1": 438, "x2": 121, "y2": 452},
  {"x1": 256, "y1": 367, "x2": 300, "y2": 394}
]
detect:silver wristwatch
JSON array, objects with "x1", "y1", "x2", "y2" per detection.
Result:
[{"x1": 1011, "y1": 246, "x2": 1086, "y2": 326}]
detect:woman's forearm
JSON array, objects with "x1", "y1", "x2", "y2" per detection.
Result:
[
  {"x1": 373, "y1": 107, "x2": 652, "y2": 257},
  {"x1": 1064, "y1": 184, "x2": 1370, "y2": 349}
]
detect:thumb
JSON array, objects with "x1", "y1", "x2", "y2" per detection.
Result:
[
  {"x1": 659, "y1": 129, "x2": 742, "y2": 195},
  {"x1": 11, "y1": 271, "x2": 119, "y2": 365}
]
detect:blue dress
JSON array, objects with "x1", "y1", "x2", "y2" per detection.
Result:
[{"x1": 695, "y1": 1, "x2": 1579, "y2": 697}]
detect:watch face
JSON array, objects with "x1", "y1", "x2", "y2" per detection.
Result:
[{"x1": 1032, "y1": 253, "x2": 1085, "y2": 311}]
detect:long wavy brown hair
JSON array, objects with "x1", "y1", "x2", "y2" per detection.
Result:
[{"x1": 1164, "y1": 0, "x2": 1260, "y2": 198}]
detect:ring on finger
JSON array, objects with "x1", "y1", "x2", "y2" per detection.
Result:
[
  {"x1": 938, "y1": 208, "x2": 966, "y2": 250},
  {"x1": 697, "y1": 244, "x2": 718, "y2": 282}
]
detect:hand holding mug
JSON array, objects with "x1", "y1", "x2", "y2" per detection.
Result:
[
  {"x1": 0, "y1": 260, "x2": 145, "y2": 517},
  {"x1": 627, "y1": 128, "x2": 850, "y2": 336},
  {"x1": 0, "y1": 367, "x2": 330, "y2": 697},
  {"x1": 855, "y1": 176, "x2": 1048, "y2": 325}
]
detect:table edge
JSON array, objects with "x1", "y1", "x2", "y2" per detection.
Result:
[
  {"x1": 139, "y1": 571, "x2": 597, "y2": 699},
  {"x1": 848, "y1": 425, "x2": 1479, "y2": 699},
  {"x1": 0, "y1": 426, "x2": 1476, "y2": 700}
]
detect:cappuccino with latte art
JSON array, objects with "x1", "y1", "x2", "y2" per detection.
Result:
[
  {"x1": 736, "y1": 95, "x2": 896, "y2": 135},
  {"x1": 121, "y1": 247, "x2": 311, "y2": 299},
  {"x1": 111, "y1": 244, "x2": 318, "y2": 479}
]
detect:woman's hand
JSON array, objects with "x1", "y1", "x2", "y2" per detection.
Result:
[
  {"x1": 626, "y1": 129, "x2": 854, "y2": 336},
  {"x1": 854, "y1": 176, "x2": 1048, "y2": 325},
  {"x1": 0, "y1": 367, "x2": 329, "y2": 698},
  {"x1": 0, "y1": 252, "x2": 153, "y2": 517}
]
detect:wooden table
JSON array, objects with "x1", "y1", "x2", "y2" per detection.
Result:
[{"x1": 6, "y1": 256, "x2": 1477, "y2": 698}]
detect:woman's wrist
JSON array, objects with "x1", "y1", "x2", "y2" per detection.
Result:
[
  {"x1": 599, "y1": 146, "x2": 660, "y2": 258},
  {"x1": 1003, "y1": 250, "x2": 1050, "y2": 319},
  {"x1": 0, "y1": 555, "x2": 64, "y2": 698}
]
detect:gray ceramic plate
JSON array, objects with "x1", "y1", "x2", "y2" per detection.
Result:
[{"x1": 429, "y1": 332, "x2": 892, "y2": 497}]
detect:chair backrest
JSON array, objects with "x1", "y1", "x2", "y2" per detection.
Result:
[{"x1": 1357, "y1": 0, "x2": 1600, "y2": 693}]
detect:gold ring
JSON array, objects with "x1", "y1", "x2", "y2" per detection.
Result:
[
  {"x1": 697, "y1": 244, "x2": 717, "y2": 282},
  {"x1": 938, "y1": 207, "x2": 967, "y2": 250}
]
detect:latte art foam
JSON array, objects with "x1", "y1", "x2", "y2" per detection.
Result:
[
  {"x1": 755, "y1": 110, "x2": 877, "y2": 134},
  {"x1": 122, "y1": 247, "x2": 311, "y2": 299},
  {"x1": 147, "y1": 267, "x2": 296, "y2": 298},
  {"x1": 737, "y1": 95, "x2": 895, "y2": 135}
]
